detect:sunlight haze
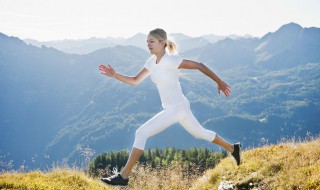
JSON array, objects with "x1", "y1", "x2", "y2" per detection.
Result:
[{"x1": 0, "y1": 0, "x2": 319, "y2": 41}]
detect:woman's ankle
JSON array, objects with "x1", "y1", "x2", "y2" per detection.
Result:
[{"x1": 120, "y1": 171, "x2": 129, "y2": 179}]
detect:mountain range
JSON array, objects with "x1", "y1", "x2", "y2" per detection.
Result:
[
  {"x1": 24, "y1": 33, "x2": 251, "y2": 54},
  {"x1": 0, "y1": 22, "x2": 319, "y2": 170}
]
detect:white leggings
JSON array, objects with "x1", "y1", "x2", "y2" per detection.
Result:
[{"x1": 133, "y1": 99, "x2": 216, "y2": 150}]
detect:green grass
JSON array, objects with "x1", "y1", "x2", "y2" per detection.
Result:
[
  {"x1": 1, "y1": 137, "x2": 320, "y2": 190},
  {"x1": 191, "y1": 137, "x2": 320, "y2": 190},
  {"x1": 0, "y1": 168, "x2": 113, "y2": 190}
]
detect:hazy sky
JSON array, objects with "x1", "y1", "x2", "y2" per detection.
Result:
[{"x1": 1, "y1": 0, "x2": 319, "y2": 41}]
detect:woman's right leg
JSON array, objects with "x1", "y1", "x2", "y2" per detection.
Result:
[
  {"x1": 121, "y1": 147, "x2": 143, "y2": 178},
  {"x1": 121, "y1": 108, "x2": 179, "y2": 178}
]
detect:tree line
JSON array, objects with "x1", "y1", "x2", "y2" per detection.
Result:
[{"x1": 88, "y1": 147, "x2": 227, "y2": 177}]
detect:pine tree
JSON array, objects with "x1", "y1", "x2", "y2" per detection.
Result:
[{"x1": 89, "y1": 147, "x2": 227, "y2": 177}]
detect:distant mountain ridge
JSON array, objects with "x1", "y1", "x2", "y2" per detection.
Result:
[
  {"x1": 0, "y1": 22, "x2": 319, "y2": 169},
  {"x1": 23, "y1": 33, "x2": 252, "y2": 54},
  {"x1": 255, "y1": 22, "x2": 320, "y2": 69}
]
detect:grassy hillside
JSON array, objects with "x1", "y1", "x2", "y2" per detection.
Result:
[
  {"x1": 0, "y1": 168, "x2": 113, "y2": 190},
  {"x1": 1, "y1": 138, "x2": 319, "y2": 190},
  {"x1": 191, "y1": 137, "x2": 320, "y2": 190}
]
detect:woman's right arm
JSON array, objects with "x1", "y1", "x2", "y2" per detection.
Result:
[{"x1": 99, "y1": 64, "x2": 150, "y2": 86}]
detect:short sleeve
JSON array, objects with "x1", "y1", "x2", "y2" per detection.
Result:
[
  {"x1": 144, "y1": 56, "x2": 154, "y2": 71},
  {"x1": 172, "y1": 55, "x2": 183, "y2": 68}
]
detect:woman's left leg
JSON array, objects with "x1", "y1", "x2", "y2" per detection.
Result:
[
  {"x1": 212, "y1": 134, "x2": 234, "y2": 152},
  {"x1": 179, "y1": 109, "x2": 233, "y2": 152},
  {"x1": 178, "y1": 107, "x2": 241, "y2": 165}
]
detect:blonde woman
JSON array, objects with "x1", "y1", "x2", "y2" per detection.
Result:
[{"x1": 99, "y1": 28, "x2": 241, "y2": 187}]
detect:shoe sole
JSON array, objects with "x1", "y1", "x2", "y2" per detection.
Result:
[
  {"x1": 238, "y1": 144, "x2": 242, "y2": 165},
  {"x1": 100, "y1": 179, "x2": 128, "y2": 187}
]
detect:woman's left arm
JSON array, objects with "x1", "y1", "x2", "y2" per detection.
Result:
[{"x1": 179, "y1": 59, "x2": 231, "y2": 97}]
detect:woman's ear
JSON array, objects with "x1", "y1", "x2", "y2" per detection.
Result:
[{"x1": 161, "y1": 40, "x2": 166, "y2": 47}]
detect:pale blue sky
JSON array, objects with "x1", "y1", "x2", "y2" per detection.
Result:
[{"x1": 0, "y1": 0, "x2": 319, "y2": 41}]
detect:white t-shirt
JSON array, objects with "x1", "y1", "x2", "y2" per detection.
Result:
[{"x1": 144, "y1": 52, "x2": 186, "y2": 109}]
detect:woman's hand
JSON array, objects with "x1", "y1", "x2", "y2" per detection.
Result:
[
  {"x1": 99, "y1": 64, "x2": 116, "y2": 78},
  {"x1": 217, "y1": 81, "x2": 231, "y2": 97}
]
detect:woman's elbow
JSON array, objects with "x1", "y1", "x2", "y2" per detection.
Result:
[
  {"x1": 129, "y1": 81, "x2": 138, "y2": 86},
  {"x1": 130, "y1": 77, "x2": 140, "y2": 86},
  {"x1": 197, "y1": 62, "x2": 206, "y2": 71}
]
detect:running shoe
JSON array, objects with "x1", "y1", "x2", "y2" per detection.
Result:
[
  {"x1": 231, "y1": 142, "x2": 242, "y2": 166},
  {"x1": 101, "y1": 168, "x2": 129, "y2": 187}
]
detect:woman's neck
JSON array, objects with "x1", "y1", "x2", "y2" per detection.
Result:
[{"x1": 155, "y1": 50, "x2": 166, "y2": 64}]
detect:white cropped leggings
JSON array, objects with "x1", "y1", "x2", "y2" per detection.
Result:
[{"x1": 133, "y1": 99, "x2": 216, "y2": 150}]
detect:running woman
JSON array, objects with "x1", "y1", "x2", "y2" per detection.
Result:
[{"x1": 99, "y1": 28, "x2": 241, "y2": 187}]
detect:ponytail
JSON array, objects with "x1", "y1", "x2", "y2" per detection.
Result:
[
  {"x1": 166, "y1": 40, "x2": 178, "y2": 54},
  {"x1": 149, "y1": 28, "x2": 179, "y2": 54}
]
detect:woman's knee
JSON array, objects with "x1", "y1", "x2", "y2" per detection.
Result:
[
  {"x1": 133, "y1": 127, "x2": 148, "y2": 150},
  {"x1": 135, "y1": 127, "x2": 147, "y2": 139},
  {"x1": 186, "y1": 127, "x2": 216, "y2": 142},
  {"x1": 196, "y1": 129, "x2": 216, "y2": 141}
]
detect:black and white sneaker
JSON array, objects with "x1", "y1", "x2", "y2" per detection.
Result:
[
  {"x1": 101, "y1": 168, "x2": 129, "y2": 187},
  {"x1": 231, "y1": 142, "x2": 242, "y2": 166}
]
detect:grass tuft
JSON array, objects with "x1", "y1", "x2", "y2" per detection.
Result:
[
  {"x1": 191, "y1": 137, "x2": 320, "y2": 190},
  {"x1": 1, "y1": 136, "x2": 319, "y2": 190},
  {"x1": 0, "y1": 167, "x2": 113, "y2": 190}
]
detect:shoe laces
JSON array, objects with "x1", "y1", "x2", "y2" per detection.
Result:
[{"x1": 109, "y1": 166, "x2": 119, "y2": 179}]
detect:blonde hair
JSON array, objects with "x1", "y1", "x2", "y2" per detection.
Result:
[{"x1": 149, "y1": 28, "x2": 178, "y2": 54}]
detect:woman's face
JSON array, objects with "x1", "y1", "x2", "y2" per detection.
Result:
[{"x1": 147, "y1": 34, "x2": 165, "y2": 54}]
